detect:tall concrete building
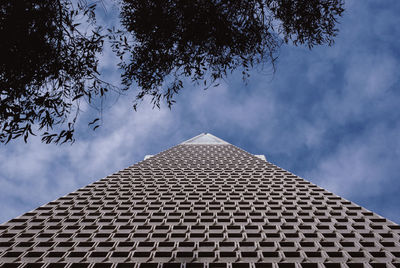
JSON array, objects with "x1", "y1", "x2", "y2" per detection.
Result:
[{"x1": 1, "y1": 133, "x2": 399, "y2": 268}]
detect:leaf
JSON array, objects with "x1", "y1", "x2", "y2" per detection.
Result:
[
  {"x1": 88, "y1": 118, "x2": 100, "y2": 126},
  {"x1": 72, "y1": 94, "x2": 84, "y2": 101}
]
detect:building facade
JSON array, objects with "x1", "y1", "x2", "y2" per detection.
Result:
[{"x1": 0, "y1": 133, "x2": 399, "y2": 268}]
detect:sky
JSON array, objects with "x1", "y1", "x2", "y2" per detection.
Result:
[{"x1": 1, "y1": 0, "x2": 400, "y2": 224}]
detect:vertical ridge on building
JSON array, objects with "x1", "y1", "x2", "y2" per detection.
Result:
[{"x1": 0, "y1": 133, "x2": 399, "y2": 267}]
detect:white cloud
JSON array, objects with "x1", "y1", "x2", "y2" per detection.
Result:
[{"x1": 305, "y1": 122, "x2": 400, "y2": 211}]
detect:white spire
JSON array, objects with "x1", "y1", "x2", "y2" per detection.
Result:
[{"x1": 181, "y1": 133, "x2": 229, "y2": 145}]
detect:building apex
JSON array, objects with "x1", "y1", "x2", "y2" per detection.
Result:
[{"x1": 181, "y1": 133, "x2": 229, "y2": 145}]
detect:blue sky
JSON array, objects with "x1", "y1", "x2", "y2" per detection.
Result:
[{"x1": 1, "y1": 0, "x2": 400, "y2": 224}]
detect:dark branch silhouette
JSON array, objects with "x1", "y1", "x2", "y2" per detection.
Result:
[
  {"x1": 0, "y1": 0, "x2": 344, "y2": 144},
  {"x1": 113, "y1": 0, "x2": 344, "y2": 109},
  {"x1": 0, "y1": 0, "x2": 110, "y2": 144}
]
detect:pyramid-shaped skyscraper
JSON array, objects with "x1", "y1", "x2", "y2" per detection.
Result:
[{"x1": 1, "y1": 133, "x2": 400, "y2": 267}]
